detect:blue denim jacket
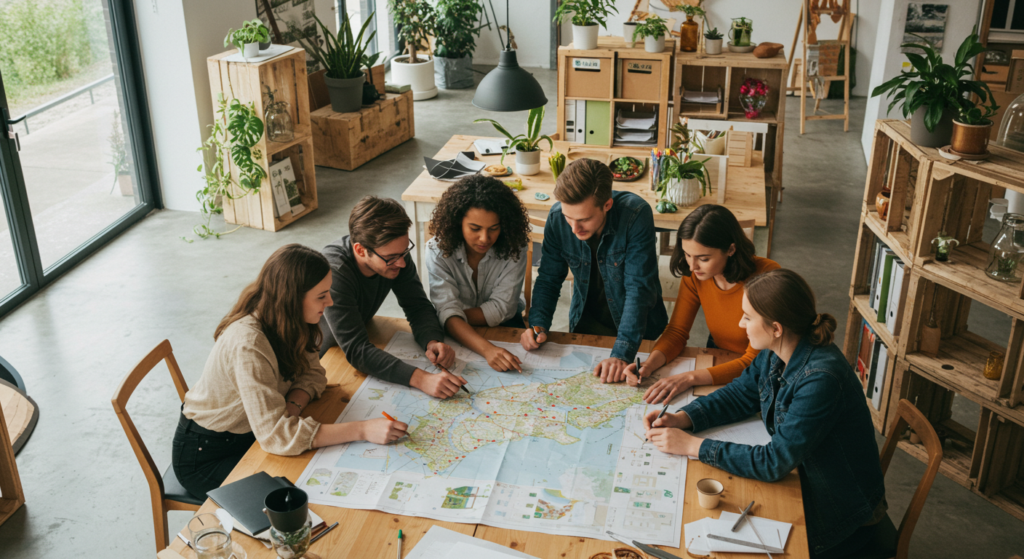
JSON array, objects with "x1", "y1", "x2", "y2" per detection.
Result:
[
  {"x1": 681, "y1": 338, "x2": 885, "y2": 554},
  {"x1": 528, "y1": 191, "x2": 668, "y2": 362}
]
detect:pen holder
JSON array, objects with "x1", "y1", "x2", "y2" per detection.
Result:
[{"x1": 265, "y1": 487, "x2": 310, "y2": 532}]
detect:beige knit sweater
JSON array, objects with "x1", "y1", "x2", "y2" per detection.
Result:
[{"x1": 182, "y1": 315, "x2": 327, "y2": 455}]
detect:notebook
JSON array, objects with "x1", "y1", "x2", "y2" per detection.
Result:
[{"x1": 207, "y1": 472, "x2": 295, "y2": 536}]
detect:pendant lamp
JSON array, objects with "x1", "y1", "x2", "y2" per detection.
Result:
[{"x1": 472, "y1": 0, "x2": 548, "y2": 111}]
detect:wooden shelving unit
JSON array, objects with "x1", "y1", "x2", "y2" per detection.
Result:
[
  {"x1": 207, "y1": 47, "x2": 318, "y2": 232},
  {"x1": 556, "y1": 36, "x2": 674, "y2": 149},
  {"x1": 846, "y1": 119, "x2": 1024, "y2": 523},
  {"x1": 672, "y1": 50, "x2": 788, "y2": 257}
]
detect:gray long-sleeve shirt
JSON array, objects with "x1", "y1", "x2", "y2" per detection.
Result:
[
  {"x1": 425, "y1": 238, "x2": 528, "y2": 328},
  {"x1": 321, "y1": 236, "x2": 446, "y2": 385}
]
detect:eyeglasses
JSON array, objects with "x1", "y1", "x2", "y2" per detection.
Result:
[{"x1": 369, "y1": 241, "x2": 415, "y2": 266}]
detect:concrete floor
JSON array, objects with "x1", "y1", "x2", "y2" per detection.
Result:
[{"x1": 0, "y1": 66, "x2": 1022, "y2": 558}]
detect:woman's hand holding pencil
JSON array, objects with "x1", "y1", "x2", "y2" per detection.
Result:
[{"x1": 361, "y1": 412, "x2": 408, "y2": 444}]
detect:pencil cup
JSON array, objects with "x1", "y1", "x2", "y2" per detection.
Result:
[
  {"x1": 265, "y1": 487, "x2": 312, "y2": 558},
  {"x1": 696, "y1": 478, "x2": 724, "y2": 509}
]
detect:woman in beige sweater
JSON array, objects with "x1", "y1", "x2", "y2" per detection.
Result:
[{"x1": 172, "y1": 244, "x2": 407, "y2": 499}]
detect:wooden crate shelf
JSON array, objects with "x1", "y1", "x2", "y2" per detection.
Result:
[
  {"x1": 863, "y1": 121, "x2": 930, "y2": 259},
  {"x1": 977, "y1": 410, "x2": 1024, "y2": 521},
  {"x1": 207, "y1": 47, "x2": 317, "y2": 232},
  {"x1": 863, "y1": 210, "x2": 913, "y2": 265},
  {"x1": 851, "y1": 294, "x2": 897, "y2": 349},
  {"x1": 311, "y1": 92, "x2": 414, "y2": 171},
  {"x1": 917, "y1": 242, "x2": 1024, "y2": 322},
  {"x1": 905, "y1": 332, "x2": 1008, "y2": 409}
]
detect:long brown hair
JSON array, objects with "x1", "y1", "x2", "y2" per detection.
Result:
[
  {"x1": 215, "y1": 244, "x2": 331, "y2": 381},
  {"x1": 670, "y1": 204, "x2": 756, "y2": 282},
  {"x1": 745, "y1": 269, "x2": 837, "y2": 347}
]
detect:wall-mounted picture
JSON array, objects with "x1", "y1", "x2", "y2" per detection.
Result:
[{"x1": 902, "y1": 3, "x2": 948, "y2": 53}]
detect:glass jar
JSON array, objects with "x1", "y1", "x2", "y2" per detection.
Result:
[
  {"x1": 986, "y1": 213, "x2": 1024, "y2": 282},
  {"x1": 269, "y1": 517, "x2": 311, "y2": 558},
  {"x1": 731, "y1": 17, "x2": 752, "y2": 47},
  {"x1": 997, "y1": 91, "x2": 1024, "y2": 152},
  {"x1": 984, "y1": 351, "x2": 1005, "y2": 380},
  {"x1": 679, "y1": 15, "x2": 699, "y2": 52},
  {"x1": 265, "y1": 100, "x2": 294, "y2": 143},
  {"x1": 738, "y1": 77, "x2": 769, "y2": 119}
]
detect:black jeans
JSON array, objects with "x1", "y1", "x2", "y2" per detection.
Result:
[
  {"x1": 499, "y1": 313, "x2": 526, "y2": 329},
  {"x1": 172, "y1": 412, "x2": 256, "y2": 500}
]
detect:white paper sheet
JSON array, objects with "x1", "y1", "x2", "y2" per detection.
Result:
[
  {"x1": 706, "y1": 511, "x2": 792, "y2": 553},
  {"x1": 296, "y1": 333, "x2": 687, "y2": 547},
  {"x1": 687, "y1": 415, "x2": 772, "y2": 459},
  {"x1": 406, "y1": 526, "x2": 538, "y2": 559}
]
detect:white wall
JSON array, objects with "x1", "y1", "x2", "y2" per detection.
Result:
[
  {"x1": 472, "y1": 0, "x2": 553, "y2": 68},
  {"x1": 136, "y1": 0, "x2": 337, "y2": 211},
  {"x1": 589, "y1": 0, "x2": 880, "y2": 96},
  {"x1": 860, "y1": 0, "x2": 982, "y2": 158}
]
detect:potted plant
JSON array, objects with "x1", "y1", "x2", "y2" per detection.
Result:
[
  {"x1": 951, "y1": 66, "x2": 1000, "y2": 155},
  {"x1": 871, "y1": 32, "x2": 991, "y2": 148},
  {"x1": 225, "y1": 19, "x2": 270, "y2": 60},
  {"x1": 295, "y1": 14, "x2": 377, "y2": 113},
  {"x1": 729, "y1": 17, "x2": 753, "y2": 52},
  {"x1": 674, "y1": 5, "x2": 705, "y2": 53},
  {"x1": 475, "y1": 106, "x2": 554, "y2": 176},
  {"x1": 633, "y1": 15, "x2": 669, "y2": 54},
  {"x1": 433, "y1": 0, "x2": 483, "y2": 89},
  {"x1": 704, "y1": 27, "x2": 724, "y2": 55},
  {"x1": 389, "y1": 0, "x2": 438, "y2": 100},
  {"x1": 658, "y1": 153, "x2": 711, "y2": 207},
  {"x1": 623, "y1": 20, "x2": 639, "y2": 48},
  {"x1": 553, "y1": 0, "x2": 619, "y2": 51},
  {"x1": 108, "y1": 115, "x2": 132, "y2": 196}
]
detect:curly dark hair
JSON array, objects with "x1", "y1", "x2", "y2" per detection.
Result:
[{"x1": 430, "y1": 175, "x2": 532, "y2": 261}]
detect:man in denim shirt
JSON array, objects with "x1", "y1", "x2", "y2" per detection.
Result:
[{"x1": 520, "y1": 159, "x2": 668, "y2": 381}]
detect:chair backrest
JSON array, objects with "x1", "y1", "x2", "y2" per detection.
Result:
[
  {"x1": 111, "y1": 340, "x2": 189, "y2": 504},
  {"x1": 737, "y1": 219, "x2": 755, "y2": 244},
  {"x1": 528, "y1": 215, "x2": 547, "y2": 244},
  {"x1": 878, "y1": 399, "x2": 943, "y2": 559}
]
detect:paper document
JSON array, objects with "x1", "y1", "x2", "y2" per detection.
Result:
[
  {"x1": 296, "y1": 332, "x2": 688, "y2": 547},
  {"x1": 615, "y1": 130, "x2": 656, "y2": 142},
  {"x1": 424, "y1": 153, "x2": 486, "y2": 182},
  {"x1": 615, "y1": 112, "x2": 657, "y2": 130},
  {"x1": 681, "y1": 91, "x2": 720, "y2": 104},
  {"x1": 474, "y1": 138, "x2": 517, "y2": 156},
  {"x1": 687, "y1": 415, "x2": 772, "y2": 459},
  {"x1": 407, "y1": 526, "x2": 538, "y2": 559},
  {"x1": 685, "y1": 511, "x2": 791, "y2": 555}
]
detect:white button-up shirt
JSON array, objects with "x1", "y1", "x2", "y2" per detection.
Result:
[{"x1": 425, "y1": 237, "x2": 528, "y2": 327}]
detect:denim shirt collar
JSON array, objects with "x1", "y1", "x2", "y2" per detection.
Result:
[{"x1": 769, "y1": 336, "x2": 816, "y2": 381}]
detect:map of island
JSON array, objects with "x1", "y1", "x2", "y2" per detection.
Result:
[{"x1": 296, "y1": 332, "x2": 693, "y2": 547}]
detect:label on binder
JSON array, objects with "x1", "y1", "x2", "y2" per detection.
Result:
[
  {"x1": 626, "y1": 61, "x2": 653, "y2": 74},
  {"x1": 573, "y1": 58, "x2": 601, "y2": 71}
]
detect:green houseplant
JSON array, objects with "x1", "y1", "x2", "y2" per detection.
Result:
[
  {"x1": 633, "y1": 15, "x2": 668, "y2": 54},
  {"x1": 389, "y1": 0, "x2": 438, "y2": 99},
  {"x1": 191, "y1": 93, "x2": 267, "y2": 240},
  {"x1": 475, "y1": 106, "x2": 554, "y2": 176},
  {"x1": 871, "y1": 31, "x2": 994, "y2": 148},
  {"x1": 704, "y1": 27, "x2": 724, "y2": 55},
  {"x1": 730, "y1": 17, "x2": 753, "y2": 49},
  {"x1": 225, "y1": 19, "x2": 270, "y2": 60},
  {"x1": 658, "y1": 154, "x2": 711, "y2": 208},
  {"x1": 553, "y1": 0, "x2": 619, "y2": 50},
  {"x1": 295, "y1": 13, "x2": 377, "y2": 113},
  {"x1": 433, "y1": 0, "x2": 482, "y2": 89}
]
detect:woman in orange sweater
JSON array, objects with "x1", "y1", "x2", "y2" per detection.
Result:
[{"x1": 628, "y1": 205, "x2": 779, "y2": 403}]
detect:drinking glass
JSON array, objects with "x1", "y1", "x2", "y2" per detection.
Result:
[{"x1": 188, "y1": 513, "x2": 236, "y2": 559}]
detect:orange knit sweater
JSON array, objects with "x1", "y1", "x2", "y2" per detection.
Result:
[{"x1": 653, "y1": 256, "x2": 780, "y2": 384}]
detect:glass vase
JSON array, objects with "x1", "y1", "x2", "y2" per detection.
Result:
[
  {"x1": 265, "y1": 100, "x2": 294, "y2": 143},
  {"x1": 269, "y1": 517, "x2": 312, "y2": 559},
  {"x1": 739, "y1": 95, "x2": 767, "y2": 119},
  {"x1": 986, "y1": 213, "x2": 1024, "y2": 283},
  {"x1": 680, "y1": 15, "x2": 699, "y2": 52}
]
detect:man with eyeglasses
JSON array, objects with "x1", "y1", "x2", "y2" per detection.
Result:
[{"x1": 321, "y1": 196, "x2": 465, "y2": 399}]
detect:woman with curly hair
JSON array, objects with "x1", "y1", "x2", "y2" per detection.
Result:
[{"x1": 426, "y1": 175, "x2": 532, "y2": 372}]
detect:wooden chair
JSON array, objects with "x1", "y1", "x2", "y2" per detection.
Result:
[
  {"x1": 111, "y1": 340, "x2": 202, "y2": 551},
  {"x1": 866, "y1": 398, "x2": 943, "y2": 559},
  {"x1": 524, "y1": 215, "x2": 573, "y2": 317}
]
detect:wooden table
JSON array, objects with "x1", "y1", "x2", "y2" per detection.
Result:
[
  {"x1": 400, "y1": 135, "x2": 768, "y2": 273},
  {"x1": 166, "y1": 317, "x2": 807, "y2": 559}
]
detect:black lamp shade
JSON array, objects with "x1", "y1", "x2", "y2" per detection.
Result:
[{"x1": 472, "y1": 49, "x2": 548, "y2": 112}]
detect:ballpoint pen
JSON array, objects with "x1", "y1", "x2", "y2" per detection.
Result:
[
  {"x1": 438, "y1": 364, "x2": 471, "y2": 395},
  {"x1": 631, "y1": 357, "x2": 642, "y2": 386},
  {"x1": 532, "y1": 325, "x2": 542, "y2": 342},
  {"x1": 732, "y1": 500, "x2": 755, "y2": 531},
  {"x1": 310, "y1": 522, "x2": 338, "y2": 545},
  {"x1": 644, "y1": 403, "x2": 670, "y2": 443}
]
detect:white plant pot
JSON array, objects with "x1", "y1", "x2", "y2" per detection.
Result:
[
  {"x1": 664, "y1": 178, "x2": 702, "y2": 206},
  {"x1": 645, "y1": 35, "x2": 666, "y2": 53},
  {"x1": 573, "y1": 24, "x2": 599, "y2": 50},
  {"x1": 391, "y1": 54, "x2": 438, "y2": 100},
  {"x1": 242, "y1": 42, "x2": 259, "y2": 60},
  {"x1": 516, "y1": 149, "x2": 541, "y2": 176},
  {"x1": 623, "y1": 22, "x2": 639, "y2": 47},
  {"x1": 705, "y1": 38, "x2": 723, "y2": 55}
]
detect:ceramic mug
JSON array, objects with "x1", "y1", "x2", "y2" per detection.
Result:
[
  {"x1": 875, "y1": 189, "x2": 892, "y2": 220},
  {"x1": 696, "y1": 478, "x2": 725, "y2": 509}
]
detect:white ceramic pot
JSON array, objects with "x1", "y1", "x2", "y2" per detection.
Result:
[
  {"x1": 705, "y1": 38, "x2": 723, "y2": 55},
  {"x1": 623, "y1": 22, "x2": 639, "y2": 47},
  {"x1": 516, "y1": 149, "x2": 541, "y2": 176},
  {"x1": 391, "y1": 54, "x2": 438, "y2": 100},
  {"x1": 645, "y1": 35, "x2": 666, "y2": 53},
  {"x1": 573, "y1": 24, "x2": 599, "y2": 50},
  {"x1": 243, "y1": 42, "x2": 259, "y2": 60},
  {"x1": 664, "y1": 177, "x2": 702, "y2": 206}
]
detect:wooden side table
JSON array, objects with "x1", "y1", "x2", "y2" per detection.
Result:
[{"x1": 311, "y1": 92, "x2": 415, "y2": 171}]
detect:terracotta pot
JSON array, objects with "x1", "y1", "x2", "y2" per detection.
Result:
[
  {"x1": 875, "y1": 189, "x2": 891, "y2": 220},
  {"x1": 950, "y1": 120, "x2": 993, "y2": 155}
]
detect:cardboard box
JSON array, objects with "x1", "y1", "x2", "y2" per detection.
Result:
[
  {"x1": 619, "y1": 58, "x2": 663, "y2": 100},
  {"x1": 566, "y1": 56, "x2": 612, "y2": 98}
]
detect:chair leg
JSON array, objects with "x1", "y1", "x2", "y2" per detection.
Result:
[{"x1": 154, "y1": 504, "x2": 170, "y2": 551}]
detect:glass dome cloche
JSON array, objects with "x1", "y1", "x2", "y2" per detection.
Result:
[{"x1": 997, "y1": 91, "x2": 1024, "y2": 152}]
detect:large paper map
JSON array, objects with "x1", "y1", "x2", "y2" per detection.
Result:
[{"x1": 297, "y1": 332, "x2": 695, "y2": 546}]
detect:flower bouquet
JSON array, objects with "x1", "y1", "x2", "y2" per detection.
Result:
[{"x1": 738, "y1": 77, "x2": 769, "y2": 119}]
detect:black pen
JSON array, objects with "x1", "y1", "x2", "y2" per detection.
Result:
[
  {"x1": 310, "y1": 521, "x2": 338, "y2": 545},
  {"x1": 439, "y1": 364, "x2": 471, "y2": 395},
  {"x1": 632, "y1": 357, "x2": 643, "y2": 385},
  {"x1": 644, "y1": 403, "x2": 671, "y2": 443}
]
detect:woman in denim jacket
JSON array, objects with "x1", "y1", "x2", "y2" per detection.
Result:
[{"x1": 645, "y1": 269, "x2": 890, "y2": 558}]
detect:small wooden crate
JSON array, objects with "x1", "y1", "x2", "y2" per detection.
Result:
[
  {"x1": 207, "y1": 47, "x2": 318, "y2": 232},
  {"x1": 311, "y1": 91, "x2": 415, "y2": 171}
]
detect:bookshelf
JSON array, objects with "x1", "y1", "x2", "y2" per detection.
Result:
[
  {"x1": 556, "y1": 37, "x2": 674, "y2": 150},
  {"x1": 207, "y1": 47, "x2": 318, "y2": 232},
  {"x1": 846, "y1": 119, "x2": 1024, "y2": 522}
]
